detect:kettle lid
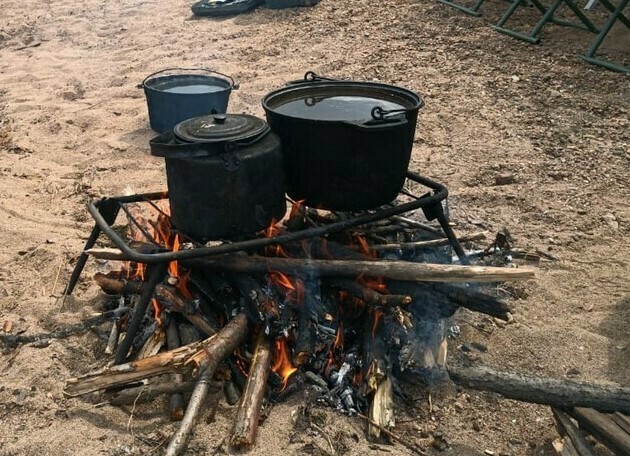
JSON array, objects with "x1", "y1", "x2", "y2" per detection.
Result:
[{"x1": 173, "y1": 113, "x2": 269, "y2": 143}]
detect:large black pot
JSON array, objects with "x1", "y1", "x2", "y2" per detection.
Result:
[
  {"x1": 150, "y1": 113, "x2": 286, "y2": 241},
  {"x1": 262, "y1": 72, "x2": 423, "y2": 211}
]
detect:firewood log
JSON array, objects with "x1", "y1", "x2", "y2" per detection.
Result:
[
  {"x1": 569, "y1": 407, "x2": 630, "y2": 456},
  {"x1": 64, "y1": 313, "x2": 249, "y2": 397},
  {"x1": 448, "y1": 364, "x2": 630, "y2": 415},
  {"x1": 231, "y1": 332, "x2": 273, "y2": 449},
  {"x1": 188, "y1": 255, "x2": 536, "y2": 283}
]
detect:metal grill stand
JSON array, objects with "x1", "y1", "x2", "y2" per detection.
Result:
[{"x1": 63, "y1": 171, "x2": 467, "y2": 363}]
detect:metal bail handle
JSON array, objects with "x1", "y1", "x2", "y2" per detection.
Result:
[
  {"x1": 370, "y1": 105, "x2": 422, "y2": 121},
  {"x1": 303, "y1": 71, "x2": 342, "y2": 82},
  {"x1": 138, "y1": 67, "x2": 237, "y2": 89}
]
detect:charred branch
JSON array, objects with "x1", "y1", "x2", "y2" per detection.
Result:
[
  {"x1": 294, "y1": 292, "x2": 317, "y2": 366},
  {"x1": 94, "y1": 272, "x2": 146, "y2": 295},
  {"x1": 230, "y1": 274, "x2": 265, "y2": 323},
  {"x1": 106, "y1": 381, "x2": 218, "y2": 406},
  {"x1": 569, "y1": 407, "x2": 630, "y2": 456},
  {"x1": 105, "y1": 297, "x2": 126, "y2": 355},
  {"x1": 429, "y1": 283, "x2": 511, "y2": 320},
  {"x1": 231, "y1": 332, "x2": 273, "y2": 449},
  {"x1": 190, "y1": 256, "x2": 536, "y2": 283},
  {"x1": 167, "y1": 318, "x2": 186, "y2": 421},
  {"x1": 552, "y1": 408, "x2": 596, "y2": 456},
  {"x1": 155, "y1": 284, "x2": 217, "y2": 337},
  {"x1": 329, "y1": 279, "x2": 412, "y2": 307},
  {"x1": 367, "y1": 231, "x2": 487, "y2": 252},
  {"x1": 115, "y1": 263, "x2": 168, "y2": 364},
  {"x1": 448, "y1": 364, "x2": 630, "y2": 415},
  {"x1": 0, "y1": 307, "x2": 131, "y2": 349}
]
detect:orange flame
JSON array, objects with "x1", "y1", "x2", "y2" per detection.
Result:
[
  {"x1": 269, "y1": 272, "x2": 295, "y2": 291},
  {"x1": 320, "y1": 238, "x2": 333, "y2": 260},
  {"x1": 168, "y1": 233, "x2": 180, "y2": 279},
  {"x1": 151, "y1": 298, "x2": 162, "y2": 324},
  {"x1": 272, "y1": 338, "x2": 297, "y2": 390},
  {"x1": 325, "y1": 322, "x2": 344, "y2": 374},
  {"x1": 289, "y1": 199, "x2": 305, "y2": 219},
  {"x1": 355, "y1": 235, "x2": 373, "y2": 257},
  {"x1": 371, "y1": 309, "x2": 384, "y2": 338},
  {"x1": 357, "y1": 273, "x2": 389, "y2": 294},
  {"x1": 268, "y1": 272, "x2": 304, "y2": 304},
  {"x1": 262, "y1": 219, "x2": 289, "y2": 257}
]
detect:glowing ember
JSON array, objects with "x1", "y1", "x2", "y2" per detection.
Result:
[
  {"x1": 357, "y1": 273, "x2": 389, "y2": 294},
  {"x1": 272, "y1": 338, "x2": 297, "y2": 390}
]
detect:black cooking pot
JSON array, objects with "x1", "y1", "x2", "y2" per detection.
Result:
[
  {"x1": 262, "y1": 72, "x2": 424, "y2": 211},
  {"x1": 150, "y1": 113, "x2": 286, "y2": 241}
]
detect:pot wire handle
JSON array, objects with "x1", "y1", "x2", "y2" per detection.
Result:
[
  {"x1": 370, "y1": 106, "x2": 414, "y2": 120},
  {"x1": 138, "y1": 68, "x2": 237, "y2": 89},
  {"x1": 304, "y1": 71, "x2": 342, "y2": 82}
]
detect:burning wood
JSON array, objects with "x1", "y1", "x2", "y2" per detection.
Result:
[
  {"x1": 231, "y1": 331, "x2": 273, "y2": 449},
  {"x1": 187, "y1": 255, "x2": 536, "y2": 282},
  {"x1": 64, "y1": 314, "x2": 249, "y2": 397},
  {"x1": 57, "y1": 192, "x2": 556, "y2": 454}
]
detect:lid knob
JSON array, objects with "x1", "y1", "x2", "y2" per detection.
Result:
[{"x1": 214, "y1": 114, "x2": 227, "y2": 124}]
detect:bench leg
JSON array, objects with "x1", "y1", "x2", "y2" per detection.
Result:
[
  {"x1": 581, "y1": 0, "x2": 630, "y2": 72},
  {"x1": 437, "y1": 0, "x2": 485, "y2": 16}
]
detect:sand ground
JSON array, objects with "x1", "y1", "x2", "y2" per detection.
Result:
[{"x1": 0, "y1": 0, "x2": 628, "y2": 454}]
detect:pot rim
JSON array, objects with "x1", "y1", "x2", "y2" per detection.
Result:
[
  {"x1": 262, "y1": 80, "x2": 423, "y2": 124},
  {"x1": 141, "y1": 68, "x2": 235, "y2": 92}
]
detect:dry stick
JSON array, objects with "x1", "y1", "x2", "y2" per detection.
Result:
[
  {"x1": 167, "y1": 319, "x2": 186, "y2": 421},
  {"x1": 552, "y1": 408, "x2": 596, "y2": 456},
  {"x1": 65, "y1": 341, "x2": 203, "y2": 397},
  {"x1": 51, "y1": 256, "x2": 65, "y2": 298},
  {"x1": 86, "y1": 249, "x2": 536, "y2": 283},
  {"x1": 122, "y1": 201, "x2": 151, "y2": 242},
  {"x1": 367, "y1": 231, "x2": 488, "y2": 252},
  {"x1": 188, "y1": 256, "x2": 536, "y2": 283},
  {"x1": 64, "y1": 314, "x2": 249, "y2": 397},
  {"x1": 561, "y1": 438, "x2": 581, "y2": 456},
  {"x1": 164, "y1": 313, "x2": 250, "y2": 456},
  {"x1": 569, "y1": 407, "x2": 630, "y2": 456},
  {"x1": 329, "y1": 278, "x2": 412, "y2": 307},
  {"x1": 85, "y1": 247, "x2": 129, "y2": 261},
  {"x1": 611, "y1": 412, "x2": 630, "y2": 435},
  {"x1": 447, "y1": 364, "x2": 630, "y2": 415},
  {"x1": 0, "y1": 307, "x2": 131, "y2": 349},
  {"x1": 356, "y1": 413, "x2": 427, "y2": 455},
  {"x1": 390, "y1": 215, "x2": 441, "y2": 235},
  {"x1": 231, "y1": 332, "x2": 273, "y2": 449}
]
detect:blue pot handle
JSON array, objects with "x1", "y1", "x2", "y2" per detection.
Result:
[{"x1": 138, "y1": 68, "x2": 237, "y2": 89}]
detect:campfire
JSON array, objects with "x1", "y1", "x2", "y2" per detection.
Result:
[
  {"x1": 50, "y1": 171, "x2": 541, "y2": 455},
  {"x1": 1, "y1": 169, "x2": 627, "y2": 455}
]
